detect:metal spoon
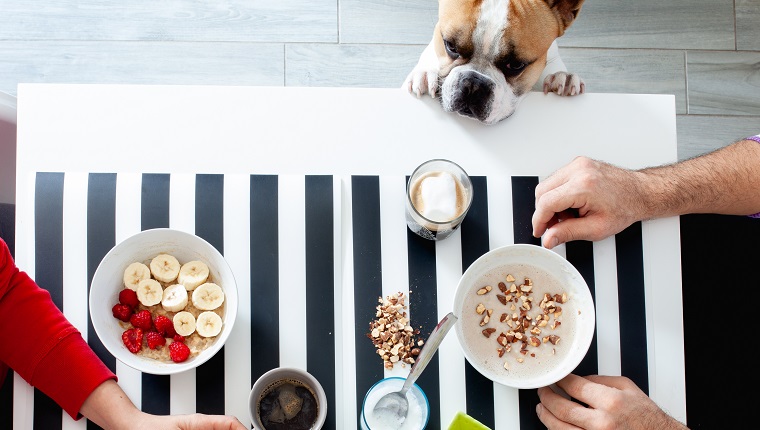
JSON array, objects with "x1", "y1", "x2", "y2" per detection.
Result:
[{"x1": 372, "y1": 312, "x2": 458, "y2": 426}]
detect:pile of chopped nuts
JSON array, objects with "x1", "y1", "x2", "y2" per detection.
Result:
[
  {"x1": 367, "y1": 292, "x2": 423, "y2": 369},
  {"x1": 475, "y1": 274, "x2": 568, "y2": 369}
]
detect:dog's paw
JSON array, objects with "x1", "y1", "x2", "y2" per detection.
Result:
[
  {"x1": 543, "y1": 72, "x2": 585, "y2": 96},
  {"x1": 402, "y1": 67, "x2": 440, "y2": 98}
]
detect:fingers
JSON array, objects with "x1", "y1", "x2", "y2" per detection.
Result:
[
  {"x1": 182, "y1": 414, "x2": 247, "y2": 430},
  {"x1": 532, "y1": 181, "x2": 583, "y2": 239},
  {"x1": 535, "y1": 402, "x2": 583, "y2": 430},
  {"x1": 537, "y1": 382, "x2": 596, "y2": 429},
  {"x1": 583, "y1": 374, "x2": 639, "y2": 392},
  {"x1": 555, "y1": 374, "x2": 619, "y2": 409}
]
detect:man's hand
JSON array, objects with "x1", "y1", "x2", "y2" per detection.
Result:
[
  {"x1": 532, "y1": 157, "x2": 647, "y2": 248},
  {"x1": 536, "y1": 374, "x2": 688, "y2": 430}
]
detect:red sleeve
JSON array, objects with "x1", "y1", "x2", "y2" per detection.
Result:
[{"x1": 0, "y1": 238, "x2": 117, "y2": 419}]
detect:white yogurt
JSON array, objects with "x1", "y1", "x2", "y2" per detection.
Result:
[{"x1": 361, "y1": 378, "x2": 429, "y2": 430}]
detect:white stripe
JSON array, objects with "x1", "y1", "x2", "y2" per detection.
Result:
[
  {"x1": 169, "y1": 173, "x2": 197, "y2": 414},
  {"x1": 222, "y1": 174, "x2": 252, "y2": 424},
  {"x1": 61, "y1": 173, "x2": 89, "y2": 335},
  {"x1": 642, "y1": 218, "x2": 686, "y2": 422},
  {"x1": 61, "y1": 172, "x2": 88, "y2": 430},
  {"x1": 340, "y1": 175, "x2": 358, "y2": 430},
  {"x1": 169, "y1": 173, "x2": 196, "y2": 235},
  {"x1": 486, "y1": 175, "x2": 513, "y2": 249},
  {"x1": 278, "y1": 175, "x2": 307, "y2": 368},
  {"x1": 331, "y1": 177, "x2": 345, "y2": 428},
  {"x1": 113, "y1": 172, "x2": 143, "y2": 410},
  {"x1": 379, "y1": 175, "x2": 410, "y2": 379},
  {"x1": 436, "y1": 228, "x2": 466, "y2": 427},
  {"x1": 12, "y1": 173, "x2": 34, "y2": 430},
  {"x1": 488, "y1": 175, "x2": 519, "y2": 430},
  {"x1": 594, "y1": 237, "x2": 621, "y2": 376}
]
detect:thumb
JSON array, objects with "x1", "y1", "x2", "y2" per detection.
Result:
[{"x1": 543, "y1": 217, "x2": 597, "y2": 248}]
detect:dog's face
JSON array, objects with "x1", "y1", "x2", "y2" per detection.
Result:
[{"x1": 433, "y1": 0, "x2": 584, "y2": 124}]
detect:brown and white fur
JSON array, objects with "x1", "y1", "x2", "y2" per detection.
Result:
[{"x1": 403, "y1": 0, "x2": 585, "y2": 124}]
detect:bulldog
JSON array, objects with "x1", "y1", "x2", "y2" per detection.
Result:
[{"x1": 404, "y1": 0, "x2": 586, "y2": 125}]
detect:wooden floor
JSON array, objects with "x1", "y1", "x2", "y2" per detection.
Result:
[{"x1": 1, "y1": 1, "x2": 758, "y2": 160}]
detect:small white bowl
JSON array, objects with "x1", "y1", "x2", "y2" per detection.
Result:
[
  {"x1": 89, "y1": 228, "x2": 238, "y2": 375},
  {"x1": 453, "y1": 244, "x2": 595, "y2": 389}
]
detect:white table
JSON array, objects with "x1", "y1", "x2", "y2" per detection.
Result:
[{"x1": 10, "y1": 84, "x2": 684, "y2": 429}]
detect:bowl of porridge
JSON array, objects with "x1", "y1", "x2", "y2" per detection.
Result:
[
  {"x1": 453, "y1": 244, "x2": 595, "y2": 389},
  {"x1": 90, "y1": 228, "x2": 238, "y2": 375}
]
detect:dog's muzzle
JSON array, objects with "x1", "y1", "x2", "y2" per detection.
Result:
[{"x1": 449, "y1": 71, "x2": 494, "y2": 122}]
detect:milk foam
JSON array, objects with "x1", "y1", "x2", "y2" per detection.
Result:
[
  {"x1": 460, "y1": 264, "x2": 581, "y2": 382},
  {"x1": 410, "y1": 171, "x2": 465, "y2": 223}
]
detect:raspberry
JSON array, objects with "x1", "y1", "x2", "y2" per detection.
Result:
[
  {"x1": 154, "y1": 315, "x2": 176, "y2": 338},
  {"x1": 118, "y1": 288, "x2": 139, "y2": 308},
  {"x1": 146, "y1": 331, "x2": 166, "y2": 350},
  {"x1": 169, "y1": 341, "x2": 190, "y2": 363},
  {"x1": 112, "y1": 304, "x2": 133, "y2": 322},
  {"x1": 122, "y1": 328, "x2": 143, "y2": 353},
  {"x1": 173, "y1": 334, "x2": 185, "y2": 343},
  {"x1": 130, "y1": 310, "x2": 153, "y2": 330}
]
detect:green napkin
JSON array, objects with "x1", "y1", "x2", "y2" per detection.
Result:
[{"x1": 447, "y1": 411, "x2": 491, "y2": 430}]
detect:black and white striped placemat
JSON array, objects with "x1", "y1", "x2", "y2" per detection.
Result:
[{"x1": 5, "y1": 172, "x2": 685, "y2": 430}]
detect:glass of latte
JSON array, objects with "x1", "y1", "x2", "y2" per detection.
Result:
[{"x1": 405, "y1": 159, "x2": 473, "y2": 241}]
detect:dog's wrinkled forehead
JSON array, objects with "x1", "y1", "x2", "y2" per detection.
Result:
[
  {"x1": 472, "y1": 0, "x2": 510, "y2": 62},
  {"x1": 438, "y1": 0, "x2": 559, "y2": 68}
]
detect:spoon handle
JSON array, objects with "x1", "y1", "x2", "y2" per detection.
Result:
[{"x1": 401, "y1": 312, "x2": 458, "y2": 394}]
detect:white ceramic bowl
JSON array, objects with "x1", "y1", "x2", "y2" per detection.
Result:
[
  {"x1": 453, "y1": 244, "x2": 595, "y2": 389},
  {"x1": 90, "y1": 228, "x2": 238, "y2": 375}
]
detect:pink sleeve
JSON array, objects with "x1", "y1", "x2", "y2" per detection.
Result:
[{"x1": 0, "y1": 238, "x2": 117, "y2": 419}]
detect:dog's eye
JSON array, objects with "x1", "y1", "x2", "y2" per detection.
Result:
[
  {"x1": 506, "y1": 62, "x2": 526, "y2": 71},
  {"x1": 443, "y1": 39, "x2": 460, "y2": 59}
]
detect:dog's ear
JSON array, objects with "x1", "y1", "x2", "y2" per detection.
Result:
[{"x1": 543, "y1": 0, "x2": 585, "y2": 34}]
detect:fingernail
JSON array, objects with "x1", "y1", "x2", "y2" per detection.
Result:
[
  {"x1": 549, "y1": 237, "x2": 559, "y2": 248},
  {"x1": 536, "y1": 404, "x2": 543, "y2": 417}
]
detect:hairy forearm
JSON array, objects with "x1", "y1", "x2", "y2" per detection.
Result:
[{"x1": 638, "y1": 139, "x2": 760, "y2": 219}]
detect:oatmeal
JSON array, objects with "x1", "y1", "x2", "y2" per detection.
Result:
[{"x1": 112, "y1": 253, "x2": 225, "y2": 363}]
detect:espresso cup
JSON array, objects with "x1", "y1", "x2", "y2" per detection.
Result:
[
  {"x1": 249, "y1": 367, "x2": 327, "y2": 430},
  {"x1": 405, "y1": 159, "x2": 473, "y2": 241}
]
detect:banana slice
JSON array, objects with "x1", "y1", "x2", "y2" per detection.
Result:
[
  {"x1": 150, "y1": 254, "x2": 181, "y2": 283},
  {"x1": 161, "y1": 284, "x2": 189, "y2": 312},
  {"x1": 136, "y1": 279, "x2": 163, "y2": 306},
  {"x1": 173, "y1": 311, "x2": 197, "y2": 336},
  {"x1": 192, "y1": 282, "x2": 225, "y2": 311},
  {"x1": 178, "y1": 260, "x2": 210, "y2": 291},
  {"x1": 123, "y1": 262, "x2": 151, "y2": 291},
  {"x1": 196, "y1": 311, "x2": 223, "y2": 337}
]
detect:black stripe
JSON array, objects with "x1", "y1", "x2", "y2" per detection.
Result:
[
  {"x1": 615, "y1": 222, "x2": 649, "y2": 393},
  {"x1": 250, "y1": 175, "x2": 280, "y2": 384},
  {"x1": 350, "y1": 176, "x2": 384, "y2": 420},
  {"x1": 459, "y1": 176, "x2": 495, "y2": 428},
  {"x1": 140, "y1": 173, "x2": 171, "y2": 415},
  {"x1": 511, "y1": 176, "x2": 543, "y2": 430},
  {"x1": 34, "y1": 172, "x2": 65, "y2": 430},
  {"x1": 406, "y1": 175, "x2": 441, "y2": 430},
  {"x1": 0, "y1": 369, "x2": 12, "y2": 429},
  {"x1": 194, "y1": 174, "x2": 226, "y2": 414},
  {"x1": 304, "y1": 175, "x2": 336, "y2": 429},
  {"x1": 564, "y1": 241, "x2": 599, "y2": 376},
  {"x1": 86, "y1": 173, "x2": 118, "y2": 430},
  {"x1": 680, "y1": 214, "x2": 760, "y2": 428}
]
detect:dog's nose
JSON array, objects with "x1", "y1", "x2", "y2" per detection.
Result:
[{"x1": 456, "y1": 72, "x2": 493, "y2": 121}]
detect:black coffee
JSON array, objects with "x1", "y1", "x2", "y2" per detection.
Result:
[{"x1": 258, "y1": 380, "x2": 318, "y2": 430}]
